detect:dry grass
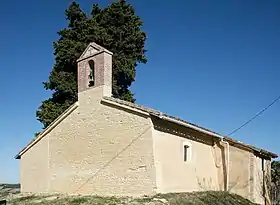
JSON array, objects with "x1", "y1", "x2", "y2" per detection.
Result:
[{"x1": 1, "y1": 191, "x2": 258, "y2": 205}]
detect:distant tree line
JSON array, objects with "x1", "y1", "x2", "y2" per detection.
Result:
[{"x1": 0, "y1": 184, "x2": 20, "y2": 189}]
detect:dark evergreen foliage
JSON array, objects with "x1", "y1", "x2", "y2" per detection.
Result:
[{"x1": 36, "y1": 1, "x2": 147, "y2": 128}]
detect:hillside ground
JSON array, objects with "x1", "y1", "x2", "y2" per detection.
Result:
[{"x1": 0, "y1": 191, "x2": 258, "y2": 205}]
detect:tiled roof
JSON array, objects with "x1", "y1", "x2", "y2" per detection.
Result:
[{"x1": 103, "y1": 96, "x2": 278, "y2": 158}]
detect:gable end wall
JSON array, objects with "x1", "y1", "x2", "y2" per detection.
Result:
[
  {"x1": 19, "y1": 87, "x2": 157, "y2": 196},
  {"x1": 20, "y1": 135, "x2": 49, "y2": 193}
]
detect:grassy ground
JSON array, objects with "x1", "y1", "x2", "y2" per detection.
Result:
[{"x1": 1, "y1": 191, "x2": 258, "y2": 205}]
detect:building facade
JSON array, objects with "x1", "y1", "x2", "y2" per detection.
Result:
[{"x1": 16, "y1": 42, "x2": 277, "y2": 204}]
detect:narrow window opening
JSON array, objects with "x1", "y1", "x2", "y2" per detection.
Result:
[
  {"x1": 88, "y1": 60, "x2": 95, "y2": 87},
  {"x1": 261, "y1": 158, "x2": 265, "y2": 171},
  {"x1": 184, "y1": 145, "x2": 189, "y2": 162}
]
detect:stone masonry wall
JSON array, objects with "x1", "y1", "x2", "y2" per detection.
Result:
[
  {"x1": 228, "y1": 145, "x2": 251, "y2": 199},
  {"x1": 151, "y1": 118, "x2": 220, "y2": 193},
  {"x1": 47, "y1": 86, "x2": 156, "y2": 196},
  {"x1": 20, "y1": 135, "x2": 49, "y2": 193}
]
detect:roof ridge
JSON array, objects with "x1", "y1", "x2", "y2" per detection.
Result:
[{"x1": 103, "y1": 96, "x2": 162, "y2": 115}]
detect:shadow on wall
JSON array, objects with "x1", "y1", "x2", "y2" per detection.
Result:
[
  {"x1": 152, "y1": 115, "x2": 269, "y2": 203},
  {"x1": 229, "y1": 175, "x2": 252, "y2": 192},
  {"x1": 151, "y1": 117, "x2": 214, "y2": 147},
  {"x1": 196, "y1": 176, "x2": 217, "y2": 191},
  {"x1": 211, "y1": 141, "x2": 252, "y2": 196},
  {"x1": 72, "y1": 126, "x2": 152, "y2": 194}
]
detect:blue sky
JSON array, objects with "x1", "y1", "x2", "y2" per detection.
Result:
[{"x1": 0, "y1": 0, "x2": 279, "y2": 183}]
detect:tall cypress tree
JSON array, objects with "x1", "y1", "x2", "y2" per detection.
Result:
[{"x1": 36, "y1": 1, "x2": 147, "y2": 129}]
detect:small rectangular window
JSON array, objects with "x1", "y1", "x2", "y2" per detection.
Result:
[{"x1": 184, "y1": 145, "x2": 189, "y2": 162}]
